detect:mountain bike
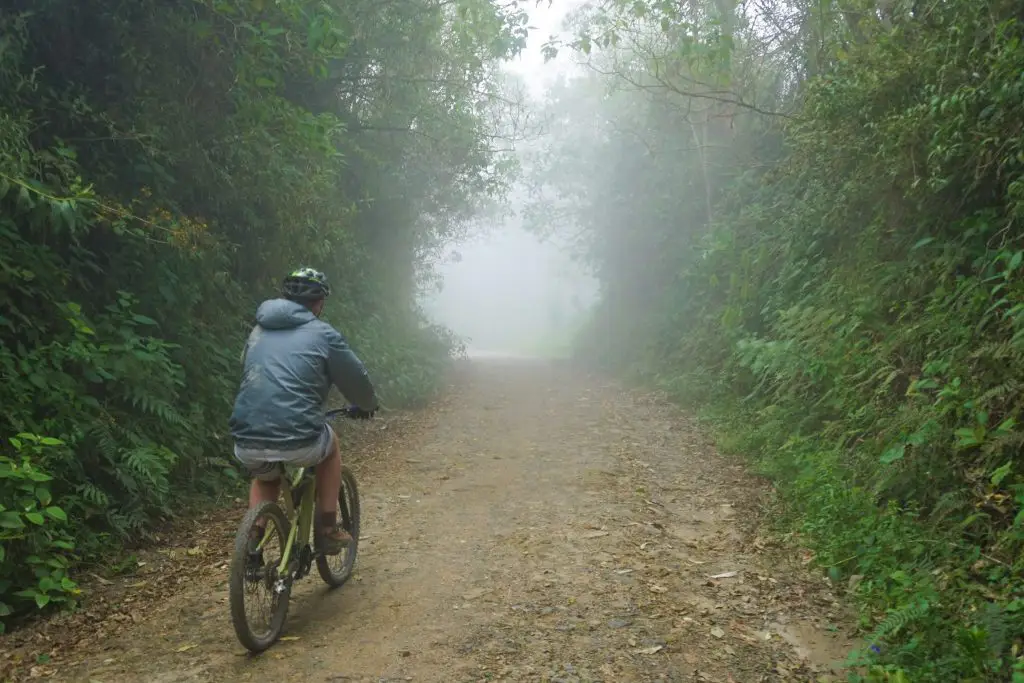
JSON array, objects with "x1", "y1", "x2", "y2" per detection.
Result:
[{"x1": 229, "y1": 407, "x2": 362, "y2": 653}]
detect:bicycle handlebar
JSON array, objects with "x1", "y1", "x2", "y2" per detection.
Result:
[{"x1": 325, "y1": 406, "x2": 372, "y2": 420}]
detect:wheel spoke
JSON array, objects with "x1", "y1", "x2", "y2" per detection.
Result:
[
  {"x1": 230, "y1": 502, "x2": 292, "y2": 652},
  {"x1": 316, "y1": 467, "x2": 360, "y2": 587}
]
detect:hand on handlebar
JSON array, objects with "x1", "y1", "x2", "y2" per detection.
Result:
[{"x1": 344, "y1": 405, "x2": 376, "y2": 420}]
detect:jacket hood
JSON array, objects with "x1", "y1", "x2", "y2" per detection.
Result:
[{"x1": 255, "y1": 298, "x2": 317, "y2": 330}]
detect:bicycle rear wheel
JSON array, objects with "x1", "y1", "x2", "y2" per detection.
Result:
[
  {"x1": 229, "y1": 501, "x2": 291, "y2": 652},
  {"x1": 316, "y1": 465, "x2": 360, "y2": 587}
]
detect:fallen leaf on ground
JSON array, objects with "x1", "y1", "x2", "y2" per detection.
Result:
[
  {"x1": 279, "y1": 636, "x2": 300, "y2": 641},
  {"x1": 710, "y1": 627, "x2": 725, "y2": 638},
  {"x1": 649, "y1": 584, "x2": 668, "y2": 593},
  {"x1": 709, "y1": 571, "x2": 738, "y2": 579},
  {"x1": 462, "y1": 587, "x2": 491, "y2": 600},
  {"x1": 580, "y1": 530, "x2": 610, "y2": 539},
  {"x1": 633, "y1": 645, "x2": 664, "y2": 655},
  {"x1": 174, "y1": 644, "x2": 197, "y2": 653}
]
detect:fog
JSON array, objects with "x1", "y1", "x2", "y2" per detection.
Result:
[
  {"x1": 421, "y1": 201, "x2": 598, "y2": 357},
  {"x1": 421, "y1": 0, "x2": 597, "y2": 358}
]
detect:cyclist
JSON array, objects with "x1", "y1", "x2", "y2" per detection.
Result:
[{"x1": 229, "y1": 267, "x2": 378, "y2": 555}]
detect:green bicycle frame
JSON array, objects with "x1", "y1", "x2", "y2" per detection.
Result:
[{"x1": 265, "y1": 467, "x2": 316, "y2": 576}]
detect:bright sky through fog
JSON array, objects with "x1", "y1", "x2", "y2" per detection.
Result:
[
  {"x1": 504, "y1": 0, "x2": 582, "y2": 96},
  {"x1": 420, "y1": 0, "x2": 597, "y2": 356}
]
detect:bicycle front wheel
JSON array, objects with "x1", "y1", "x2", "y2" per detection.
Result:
[
  {"x1": 229, "y1": 501, "x2": 291, "y2": 652},
  {"x1": 316, "y1": 465, "x2": 360, "y2": 588}
]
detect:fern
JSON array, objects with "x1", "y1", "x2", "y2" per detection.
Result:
[
  {"x1": 977, "y1": 379, "x2": 1023, "y2": 406},
  {"x1": 76, "y1": 482, "x2": 110, "y2": 508},
  {"x1": 87, "y1": 422, "x2": 120, "y2": 467},
  {"x1": 978, "y1": 601, "x2": 1011, "y2": 663},
  {"x1": 929, "y1": 490, "x2": 971, "y2": 524},
  {"x1": 868, "y1": 600, "x2": 931, "y2": 647}
]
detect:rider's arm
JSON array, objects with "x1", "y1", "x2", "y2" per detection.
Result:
[
  {"x1": 325, "y1": 328, "x2": 379, "y2": 411},
  {"x1": 240, "y1": 326, "x2": 258, "y2": 364}
]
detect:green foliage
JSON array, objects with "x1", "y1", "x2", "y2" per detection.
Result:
[
  {"x1": 0, "y1": 435, "x2": 79, "y2": 631},
  {"x1": 1, "y1": 0, "x2": 520, "y2": 627},
  {"x1": 538, "y1": 0, "x2": 1024, "y2": 679}
]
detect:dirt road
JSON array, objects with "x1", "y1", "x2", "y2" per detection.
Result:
[{"x1": 6, "y1": 359, "x2": 855, "y2": 682}]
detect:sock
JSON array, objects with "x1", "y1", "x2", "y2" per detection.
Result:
[{"x1": 318, "y1": 511, "x2": 337, "y2": 530}]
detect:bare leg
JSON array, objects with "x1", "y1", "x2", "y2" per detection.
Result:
[
  {"x1": 245, "y1": 478, "x2": 280, "y2": 559},
  {"x1": 315, "y1": 430, "x2": 352, "y2": 551},
  {"x1": 247, "y1": 479, "x2": 280, "y2": 547},
  {"x1": 315, "y1": 431, "x2": 342, "y2": 515},
  {"x1": 249, "y1": 478, "x2": 280, "y2": 509}
]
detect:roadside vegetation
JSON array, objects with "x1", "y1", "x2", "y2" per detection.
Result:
[
  {"x1": 529, "y1": 0, "x2": 1024, "y2": 679},
  {"x1": 0, "y1": 0, "x2": 522, "y2": 630}
]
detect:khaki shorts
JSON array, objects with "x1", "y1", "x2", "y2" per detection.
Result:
[{"x1": 234, "y1": 425, "x2": 335, "y2": 481}]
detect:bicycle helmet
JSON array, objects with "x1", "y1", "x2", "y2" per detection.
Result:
[{"x1": 281, "y1": 267, "x2": 331, "y2": 302}]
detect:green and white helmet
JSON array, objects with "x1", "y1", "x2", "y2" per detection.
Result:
[{"x1": 281, "y1": 266, "x2": 331, "y2": 302}]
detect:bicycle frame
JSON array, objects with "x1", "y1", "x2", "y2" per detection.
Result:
[
  {"x1": 253, "y1": 407, "x2": 357, "y2": 577},
  {"x1": 254, "y1": 466, "x2": 316, "y2": 577}
]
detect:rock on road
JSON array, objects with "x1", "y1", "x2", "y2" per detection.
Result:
[{"x1": 15, "y1": 358, "x2": 854, "y2": 682}]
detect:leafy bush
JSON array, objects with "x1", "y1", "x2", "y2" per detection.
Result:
[{"x1": 0, "y1": 435, "x2": 79, "y2": 631}]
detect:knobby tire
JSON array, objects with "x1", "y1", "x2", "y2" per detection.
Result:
[
  {"x1": 229, "y1": 501, "x2": 291, "y2": 653},
  {"x1": 316, "y1": 465, "x2": 361, "y2": 587}
]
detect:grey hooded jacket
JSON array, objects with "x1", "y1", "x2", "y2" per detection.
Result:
[{"x1": 229, "y1": 298, "x2": 378, "y2": 451}]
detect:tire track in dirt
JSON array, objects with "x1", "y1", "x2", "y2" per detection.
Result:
[{"x1": 7, "y1": 358, "x2": 856, "y2": 682}]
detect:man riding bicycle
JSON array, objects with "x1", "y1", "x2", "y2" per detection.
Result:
[{"x1": 229, "y1": 267, "x2": 378, "y2": 555}]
